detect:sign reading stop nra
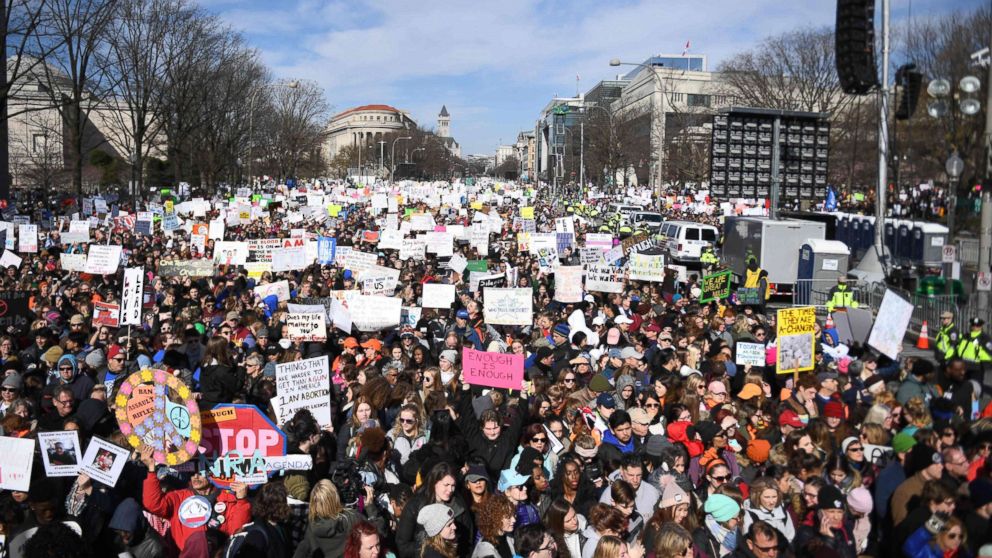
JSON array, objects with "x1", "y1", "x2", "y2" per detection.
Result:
[{"x1": 198, "y1": 404, "x2": 286, "y2": 488}]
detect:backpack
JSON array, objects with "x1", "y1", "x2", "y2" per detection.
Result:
[{"x1": 223, "y1": 521, "x2": 270, "y2": 558}]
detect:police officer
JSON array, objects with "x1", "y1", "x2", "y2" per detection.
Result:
[
  {"x1": 700, "y1": 246, "x2": 719, "y2": 273},
  {"x1": 946, "y1": 317, "x2": 992, "y2": 387},
  {"x1": 825, "y1": 276, "x2": 859, "y2": 313},
  {"x1": 743, "y1": 258, "x2": 769, "y2": 312},
  {"x1": 934, "y1": 310, "x2": 959, "y2": 364}
]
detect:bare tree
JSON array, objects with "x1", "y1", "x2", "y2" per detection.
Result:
[{"x1": 253, "y1": 80, "x2": 329, "y2": 180}]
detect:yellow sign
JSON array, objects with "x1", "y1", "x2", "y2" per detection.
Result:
[
  {"x1": 520, "y1": 206, "x2": 534, "y2": 219},
  {"x1": 327, "y1": 204, "x2": 342, "y2": 217},
  {"x1": 470, "y1": 201, "x2": 483, "y2": 210},
  {"x1": 776, "y1": 306, "x2": 816, "y2": 374}
]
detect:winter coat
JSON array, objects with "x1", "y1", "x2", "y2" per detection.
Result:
[
  {"x1": 742, "y1": 501, "x2": 796, "y2": 542},
  {"x1": 902, "y1": 525, "x2": 973, "y2": 558},
  {"x1": 395, "y1": 492, "x2": 473, "y2": 558},
  {"x1": 198, "y1": 361, "x2": 244, "y2": 410},
  {"x1": 291, "y1": 511, "x2": 361, "y2": 558}
]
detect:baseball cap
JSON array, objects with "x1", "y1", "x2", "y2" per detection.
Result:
[
  {"x1": 360, "y1": 339, "x2": 383, "y2": 351},
  {"x1": 778, "y1": 409, "x2": 804, "y2": 429},
  {"x1": 738, "y1": 384, "x2": 762, "y2": 401},
  {"x1": 465, "y1": 464, "x2": 490, "y2": 484},
  {"x1": 614, "y1": 315, "x2": 633, "y2": 325},
  {"x1": 620, "y1": 347, "x2": 643, "y2": 360},
  {"x1": 596, "y1": 393, "x2": 616, "y2": 409},
  {"x1": 628, "y1": 408, "x2": 650, "y2": 425},
  {"x1": 973, "y1": 318, "x2": 986, "y2": 327},
  {"x1": 342, "y1": 337, "x2": 359, "y2": 348},
  {"x1": 456, "y1": 309, "x2": 469, "y2": 319},
  {"x1": 497, "y1": 469, "x2": 530, "y2": 492},
  {"x1": 106, "y1": 345, "x2": 125, "y2": 360}
]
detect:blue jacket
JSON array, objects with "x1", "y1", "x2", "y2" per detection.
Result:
[{"x1": 902, "y1": 525, "x2": 973, "y2": 558}]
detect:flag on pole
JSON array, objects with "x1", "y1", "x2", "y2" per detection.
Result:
[{"x1": 682, "y1": 40, "x2": 691, "y2": 56}]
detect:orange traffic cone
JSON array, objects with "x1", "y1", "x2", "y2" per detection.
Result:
[
  {"x1": 825, "y1": 314, "x2": 834, "y2": 329},
  {"x1": 917, "y1": 320, "x2": 930, "y2": 350}
]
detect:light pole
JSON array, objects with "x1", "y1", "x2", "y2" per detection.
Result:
[
  {"x1": 246, "y1": 80, "x2": 299, "y2": 186},
  {"x1": 610, "y1": 58, "x2": 665, "y2": 204},
  {"x1": 946, "y1": 152, "x2": 964, "y2": 295},
  {"x1": 390, "y1": 136, "x2": 412, "y2": 184}
]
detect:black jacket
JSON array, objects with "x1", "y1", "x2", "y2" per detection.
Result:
[
  {"x1": 456, "y1": 390, "x2": 526, "y2": 480},
  {"x1": 395, "y1": 492, "x2": 473, "y2": 558},
  {"x1": 199, "y1": 362, "x2": 244, "y2": 410}
]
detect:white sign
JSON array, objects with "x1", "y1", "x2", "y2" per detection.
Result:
[
  {"x1": 554, "y1": 266, "x2": 584, "y2": 303},
  {"x1": 348, "y1": 295, "x2": 402, "y2": 331},
  {"x1": 422, "y1": 283, "x2": 456, "y2": 308},
  {"x1": 978, "y1": 272, "x2": 992, "y2": 292},
  {"x1": 120, "y1": 267, "x2": 144, "y2": 326},
  {"x1": 287, "y1": 313, "x2": 327, "y2": 342},
  {"x1": 448, "y1": 253, "x2": 468, "y2": 275},
  {"x1": 867, "y1": 289, "x2": 915, "y2": 360},
  {"x1": 942, "y1": 245, "x2": 956, "y2": 264},
  {"x1": 38, "y1": 431, "x2": 82, "y2": 477},
  {"x1": 735, "y1": 342, "x2": 766, "y2": 366},
  {"x1": 209, "y1": 218, "x2": 226, "y2": 240},
  {"x1": 17, "y1": 224, "x2": 36, "y2": 253},
  {"x1": 483, "y1": 288, "x2": 533, "y2": 325},
  {"x1": 254, "y1": 280, "x2": 291, "y2": 302},
  {"x1": 79, "y1": 437, "x2": 129, "y2": 487},
  {"x1": 585, "y1": 265, "x2": 624, "y2": 293},
  {"x1": 274, "y1": 356, "x2": 332, "y2": 427},
  {"x1": 84, "y1": 245, "x2": 123, "y2": 275},
  {"x1": 400, "y1": 238, "x2": 426, "y2": 261},
  {"x1": 0, "y1": 436, "x2": 34, "y2": 491},
  {"x1": 822, "y1": 258, "x2": 839, "y2": 271},
  {"x1": 271, "y1": 246, "x2": 308, "y2": 272},
  {"x1": 212, "y1": 241, "x2": 249, "y2": 266},
  {"x1": 0, "y1": 250, "x2": 22, "y2": 269},
  {"x1": 628, "y1": 253, "x2": 665, "y2": 282},
  {"x1": 60, "y1": 252, "x2": 87, "y2": 272}
]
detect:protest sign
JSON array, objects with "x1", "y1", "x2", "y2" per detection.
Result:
[
  {"x1": 80, "y1": 437, "x2": 129, "y2": 487},
  {"x1": 536, "y1": 246, "x2": 559, "y2": 272},
  {"x1": 317, "y1": 237, "x2": 336, "y2": 264},
  {"x1": 120, "y1": 267, "x2": 143, "y2": 326},
  {"x1": 329, "y1": 297, "x2": 352, "y2": 333},
  {"x1": 198, "y1": 404, "x2": 287, "y2": 488},
  {"x1": 135, "y1": 218, "x2": 153, "y2": 236},
  {"x1": 208, "y1": 218, "x2": 225, "y2": 240},
  {"x1": 0, "y1": 250, "x2": 22, "y2": 269},
  {"x1": 348, "y1": 295, "x2": 402, "y2": 331},
  {"x1": 554, "y1": 266, "x2": 584, "y2": 303},
  {"x1": 254, "y1": 280, "x2": 291, "y2": 302},
  {"x1": 341, "y1": 250, "x2": 377, "y2": 275},
  {"x1": 776, "y1": 306, "x2": 816, "y2": 374},
  {"x1": 735, "y1": 342, "x2": 766, "y2": 366},
  {"x1": 286, "y1": 313, "x2": 327, "y2": 342},
  {"x1": 62, "y1": 221, "x2": 90, "y2": 244},
  {"x1": 448, "y1": 253, "x2": 468, "y2": 275},
  {"x1": 0, "y1": 291, "x2": 30, "y2": 332},
  {"x1": 628, "y1": 253, "x2": 665, "y2": 282},
  {"x1": 92, "y1": 301, "x2": 121, "y2": 328},
  {"x1": 736, "y1": 288, "x2": 762, "y2": 305},
  {"x1": 84, "y1": 245, "x2": 122, "y2": 275},
  {"x1": 867, "y1": 290, "x2": 914, "y2": 359},
  {"x1": 113, "y1": 369, "x2": 201, "y2": 466},
  {"x1": 585, "y1": 265, "x2": 624, "y2": 293},
  {"x1": 38, "y1": 431, "x2": 82, "y2": 477},
  {"x1": 400, "y1": 306, "x2": 422, "y2": 328},
  {"x1": 60, "y1": 253, "x2": 86, "y2": 272},
  {"x1": 273, "y1": 356, "x2": 331, "y2": 427},
  {"x1": 158, "y1": 259, "x2": 215, "y2": 277},
  {"x1": 483, "y1": 288, "x2": 532, "y2": 325},
  {"x1": 462, "y1": 348, "x2": 525, "y2": 390},
  {"x1": 585, "y1": 233, "x2": 613, "y2": 251},
  {"x1": 422, "y1": 283, "x2": 456, "y2": 308},
  {"x1": 555, "y1": 216, "x2": 575, "y2": 234},
  {"x1": 602, "y1": 246, "x2": 624, "y2": 265},
  {"x1": 832, "y1": 307, "x2": 873, "y2": 346},
  {"x1": 400, "y1": 237, "x2": 426, "y2": 261},
  {"x1": 700, "y1": 270, "x2": 732, "y2": 303},
  {"x1": 271, "y1": 245, "x2": 308, "y2": 272},
  {"x1": 17, "y1": 224, "x2": 36, "y2": 253},
  {"x1": 212, "y1": 241, "x2": 249, "y2": 266},
  {"x1": 0, "y1": 437, "x2": 33, "y2": 491}
]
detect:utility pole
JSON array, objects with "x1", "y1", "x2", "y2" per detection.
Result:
[
  {"x1": 980, "y1": 22, "x2": 992, "y2": 310},
  {"x1": 580, "y1": 121, "x2": 584, "y2": 193}
]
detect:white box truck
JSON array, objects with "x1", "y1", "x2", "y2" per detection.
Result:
[{"x1": 722, "y1": 217, "x2": 827, "y2": 294}]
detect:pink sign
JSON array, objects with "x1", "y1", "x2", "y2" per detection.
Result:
[
  {"x1": 461, "y1": 348, "x2": 525, "y2": 390},
  {"x1": 433, "y1": 225, "x2": 447, "y2": 232}
]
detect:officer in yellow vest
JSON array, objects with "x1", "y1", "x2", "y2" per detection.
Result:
[
  {"x1": 946, "y1": 317, "x2": 992, "y2": 384},
  {"x1": 825, "y1": 276, "x2": 859, "y2": 313},
  {"x1": 743, "y1": 258, "x2": 769, "y2": 310},
  {"x1": 934, "y1": 310, "x2": 959, "y2": 364},
  {"x1": 700, "y1": 246, "x2": 719, "y2": 273}
]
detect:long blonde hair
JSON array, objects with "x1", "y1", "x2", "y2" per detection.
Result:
[
  {"x1": 309, "y1": 480, "x2": 344, "y2": 522},
  {"x1": 593, "y1": 535, "x2": 624, "y2": 558},
  {"x1": 654, "y1": 523, "x2": 693, "y2": 558},
  {"x1": 420, "y1": 533, "x2": 456, "y2": 558}
]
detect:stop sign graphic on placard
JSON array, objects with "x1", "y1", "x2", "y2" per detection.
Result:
[{"x1": 199, "y1": 404, "x2": 286, "y2": 488}]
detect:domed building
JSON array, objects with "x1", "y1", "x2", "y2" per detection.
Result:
[{"x1": 322, "y1": 104, "x2": 417, "y2": 167}]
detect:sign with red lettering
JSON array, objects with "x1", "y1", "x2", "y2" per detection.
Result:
[
  {"x1": 461, "y1": 348, "x2": 525, "y2": 391},
  {"x1": 92, "y1": 301, "x2": 120, "y2": 328},
  {"x1": 198, "y1": 404, "x2": 287, "y2": 488}
]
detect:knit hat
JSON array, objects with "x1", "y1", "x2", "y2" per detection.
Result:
[
  {"x1": 588, "y1": 375, "x2": 612, "y2": 393},
  {"x1": 553, "y1": 324, "x2": 570, "y2": 337},
  {"x1": 690, "y1": 421, "x2": 720, "y2": 445},
  {"x1": 439, "y1": 350, "x2": 458, "y2": 364},
  {"x1": 417, "y1": 503, "x2": 454, "y2": 537},
  {"x1": 84, "y1": 349, "x2": 107, "y2": 370},
  {"x1": 846, "y1": 487, "x2": 873, "y2": 515},
  {"x1": 823, "y1": 401, "x2": 845, "y2": 419},
  {"x1": 970, "y1": 479, "x2": 992, "y2": 509},
  {"x1": 1, "y1": 374, "x2": 22, "y2": 390},
  {"x1": 644, "y1": 435, "x2": 671, "y2": 457},
  {"x1": 907, "y1": 444, "x2": 942, "y2": 476},
  {"x1": 818, "y1": 485, "x2": 845, "y2": 510},
  {"x1": 841, "y1": 436, "x2": 860, "y2": 454},
  {"x1": 108, "y1": 498, "x2": 142, "y2": 534},
  {"x1": 659, "y1": 481, "x2": 689, "y2": 509},
  {"x1": 891, "y1": 432, "x2": 917, "y2": 454},
  {"x1": 41, "y1": 346, "x2": 64, "y2": 366},
  {"x1": 746, "y1": 439, "x2": 771, "y2": 463},
  {"x1": 703, "y1": 494, "x2": 740, "y2": 523}
]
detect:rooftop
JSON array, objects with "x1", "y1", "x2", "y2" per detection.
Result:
[{"x1": 333, "y1": 104, "x2": 403, "y2": 120}]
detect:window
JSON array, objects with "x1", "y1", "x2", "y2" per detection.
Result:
[
  {"x1": 669, "y1": 92, "x2": 685, "y2": 103},
  {"x1": 31, "y1": 134, "x2": 45, "y2": 153},
  {"x1": 687, "y1": 94, "x2": 711, "y2": 108},
  {"x1": 685, "y1": 228, "x2": 700, "y2": 240},
  {"x1": 701, "y1": 229, "x2": 717, "y2": 242}
]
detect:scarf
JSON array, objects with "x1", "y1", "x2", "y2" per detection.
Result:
[{"x1": 705, "y1": 516, "x2": 738, "y2": 557}]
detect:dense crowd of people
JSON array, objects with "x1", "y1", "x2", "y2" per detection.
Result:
[{"x1": 0, "y1": 179, "x2": 989, "y2": 558}]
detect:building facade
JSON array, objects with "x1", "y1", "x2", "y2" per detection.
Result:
[{"x1": 322, "y1": 104, "x2": 418, "y2": 168}]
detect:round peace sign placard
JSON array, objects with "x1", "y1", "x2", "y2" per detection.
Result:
[{"x1": 113, "y1": 368, "x2": 201, "y2": 466}]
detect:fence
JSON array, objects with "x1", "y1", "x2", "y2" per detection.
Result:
[
  {"x1": 957, "y1": 237, "x2": 982, "y2": 266},
  {"x1": 791, "y1": 279, "x2": 873, "y2": 309}
]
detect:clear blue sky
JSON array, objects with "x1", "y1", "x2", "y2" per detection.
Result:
[{"x1": 201, "y1": 0, "x2": 985, "y2": 155}]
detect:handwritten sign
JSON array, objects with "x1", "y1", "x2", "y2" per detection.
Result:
[
  {"x1": 114, "y1": 369, "x2": 201, "y2": 466},
  {"x1": 483, "y1": 288, "x2": 533, "y2": 325},
  {"x1": 628, "y1": 253, "x2": 665, "y2": 282},
  {"x1": 84, "y1": 245, "x2": 122, "y2": 275},
  {"x1": 462, "y1": 348, "x2": 525, "y2": 390},
  {"x1": 348, "y1": 295, "x2": 402, "y2": 331},
  {"x1": 422, "y1": 283, "x2": 456, "y2": 308},
  {"x1": 273, "y1": 356, "x2": 331, "y2": 427},
  {"x1": 586, "y1": 265, "x2": 624, "y2": 293},
  {"x1": 286, "y1": 313, "x2": 327, "y2": 342},
  {"x1": 554, "y1": 266, "x2": 584, "y2": 303},
  {"x1": 254, "y1": 280, "x2": 291, "y2": 302},
  {"x1": 735, "y1": 342, "x2": 766, "y2": 366},
  {"x1": 776, "y1": 306, "x2": 816, "y2": 374},
  {"x1": 0, "y1": 437, "x2": 33, "y2": 491},
  {"x1": 700, "y1": 270, "x2": 732, "y2": 303},
  {"x1": 120, "y1": 267, "x2": 144, "y2": 326}
]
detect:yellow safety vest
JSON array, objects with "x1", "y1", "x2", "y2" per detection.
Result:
[
  {"x1": 744, "y1": 268, "x2": 769, "y2": 300},
  {"x1": 826, "y1": 285, "x2": 859, "y2": 313},
  {"x1": 949, "y1": 331, "x2": 992, "y2": 364},
  {"x1": 935, "y1": 324, "x2": 958, "y2": 356}
]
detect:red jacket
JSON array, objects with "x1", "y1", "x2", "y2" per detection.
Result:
[{"x1": 142, "y1": 472, "x2": 251, "y2": 550}]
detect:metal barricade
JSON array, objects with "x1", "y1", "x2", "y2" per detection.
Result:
[
  {"x1": 791, "y1": 279, "x2": 871, "y2": 309},
  {"x1": 957, "y1": 238, "x2": 981, "y2": 266}
]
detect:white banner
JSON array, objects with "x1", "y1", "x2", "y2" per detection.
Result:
[
  {"x1": 120, "y1": 267, "x2": 144, "y2": 326},
  {"x1": 554, "y1": 266, "x2": 584, "y2": 303},
  {"x1": 422, "y1": 283, "x2": 456, "y2": 308},
  {"x1": 0, "y1": 250, "x2": 22, "y2": 269},
  {"x1": 84, "y1": 245, "x2": 122, "y2": 275},
  {"x1": 483, "y1": 288, "x2": 533, "y2": 325}
]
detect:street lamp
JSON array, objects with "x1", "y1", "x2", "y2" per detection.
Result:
[
  {"x1": 945, "y1": 151, "x2": 964, "y2": 295},
  {"x1": 610, "y1": 58, "x2": 665, "y2": 203},
  {"x1": 390, "y1": 136, "x2": 412, "y2": 184},
  {"x1": 247, "y1": 80, "x2": 300, "y2": 186}
]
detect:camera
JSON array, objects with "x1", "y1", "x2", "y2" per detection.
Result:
[{"x1": 583, "y1": 462, "x2": 603, "y2": 483}]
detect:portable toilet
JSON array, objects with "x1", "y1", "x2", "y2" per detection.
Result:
[
  {"x1": 837, "y1": 214, "x2": 850, "y2": 248},
  {"x1": 884, "y1": 219, "x2": 897, "y2": 255},
  {"x1": 796, "y1": 239, "x2": 852, "y2": 305},
  {"x1": 859, "y1": 216, "x2": 875, "y2": 252},
  {"x1": 913, "y1": 222, "x2": 949, "y2": 265},
  {"x1": 897, "y1": 221, "x2": 913, "y2": 263}
]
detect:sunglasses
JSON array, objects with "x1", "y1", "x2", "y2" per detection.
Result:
[
  {"x1": 1, "y1": 387, "x2": 16, "y2": 392},
  {"x1": 944, "y1": 532, "x2": 962, "y2": 540},
  {"x1": 711, "y1": 474, "x2": 730, "y2": 482},
  {"x1": 847, "y1": 446, "x2": 864, "y2": 452},
  {"x1": 645, "y1": 403, "x2": 660, "y2": 408},
  {"x1": 531, "y1": 437, "x2": 547, "y2": 444},
  {"x1": 111, "y1": 357, "x2": 125, "y2": 362},
  {"x1": 398, "y1": 418, "x2": 416, "y2": 424},
  {"x1": 563, "y1": 377, "x2": 575, "y2": 383}
]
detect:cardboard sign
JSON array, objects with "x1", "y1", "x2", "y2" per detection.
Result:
[
  {"x1": 628, "y1": 253, "x2": 665, "y2": 282},
  {"x1": 554, "y1": 266, "x2": 584, "y2": 303},
  {"x1": 585, "y1": 265, "x2": 624, "y2": 293},
  {"x1": 39, "y1": 431, "x2": 82, "y2": 477},
  {"x1": 120, "y1": 267, "x2": 144, "y2": 326},
  {"x1": 286, "y1": 313, "x2": 327, "y2": 342},
  {"x1": 422, "y1": 283, "x2": 456, "y2": 309},
  {"x1": 80, "y1": 437, "x2": 129, "y2": 487},
  {"x1": 735, "y1": 342, "x2": 766, "y2": 366},
  {"x1": 199, "y1": 404, "x2": 287, "y2": 488},
  {"x1": 776, "y1": 306, "x2": 816, "y2": 374},
  {"x1": 92, "y1": 301, "x2": 121, "y2": 328},
  {"x1": 483, "y1": 288, "x2": 533, "y2": 325},
  {"x1": 867, "y1": 290, "x2": 914, "y2": 359},
  {"x1": 84, "y1": 245, "x2": 122, "y2": 275},
  {"x1": 700, "y1": 270, "x2": 732, "y2": 303},
  {"x1": 462, "y1": 348, "x2": 525, "y2": 390},
  {"x1": 273, "y1": 356, "x2": 331, "y2": 427},
  {"x1": 0, "y1": 436, "x2": 33, "y2": 491}
]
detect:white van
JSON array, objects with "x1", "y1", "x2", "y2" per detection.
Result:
[
  {"x1": 607, "y1": 203, "x2": 643, "y2": 218},
  {"x1": 660, "y1": 220, "x2": 719, "y2": 261},
  {"x1": 629, "y1": 211, "x2": 664, "y2": 233}
]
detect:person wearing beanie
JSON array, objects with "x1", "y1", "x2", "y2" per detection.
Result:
[
  {"x1": 417, "y1": 503, "x2": 457, "y2": 558},
  {"x1": 795, "y1": 484, "x2": 857, "y2": 558},
  {"x1": 742, "y1": 477, "x2": 796, "y2": 544},
  {"x1": 695, "y1": 493, "x2": 741, "y2": 558},
  {"x1": 641, "y1": 480, "x2": 692, "y2": 552},
  {"x1": 966, "y1": 479, "x2": 992, "y2": 554},
  {"x1": 846, "y1": 487, "x2": 873, "y2": 554},
  {"x1": 873, "y1": 432, "x2": 917, "y2": 530},
  {"x1": 746, "y1": 439, "x2": 772, "y2": 465},
  {"x1": 891, "y1": 444, "x2": 945, "y2": 526},
  {"x1": 0, "y1": 373, "x2": 21, "y2": 415}
]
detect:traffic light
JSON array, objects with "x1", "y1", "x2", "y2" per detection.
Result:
[
  {"x1": 894, "y1": 64, "x2": 923, "y2": 120},
  {"x1": 835, "y1": 0, "x2": 879, "y2": 95}
]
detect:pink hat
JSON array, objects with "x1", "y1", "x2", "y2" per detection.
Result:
[
  {"x1": 606, "y1": 328, "x2": 621, "y2": 345},
  {"x1": 847, "y1": 487, "x2": 873, "y2": 515},
  {"x1": 707, "y1": 381, "x2": 727, "y2": 395}
]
